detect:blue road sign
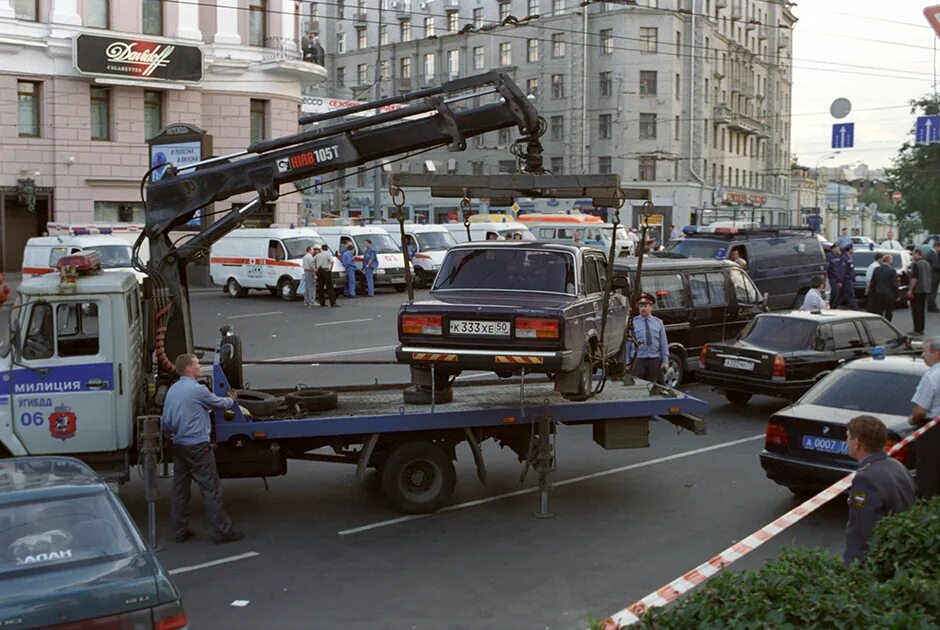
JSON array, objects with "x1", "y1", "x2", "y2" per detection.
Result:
[
  {"x1": 916, "y1": 115, "x2": 940, "y2": 144},
  {"x1": 831, "y1": 122, "x2": 855, "y2": 149}
]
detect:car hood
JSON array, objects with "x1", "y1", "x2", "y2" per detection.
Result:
[
  {"x1": 415, "y1": 290, "x2": 574, "y2": 312},
  {"x1": 775, "y1": 403, "x2": 910, "y2": 434},
  {"x1": 0, "y1": 552, "x2": 176, "y2": 628}
]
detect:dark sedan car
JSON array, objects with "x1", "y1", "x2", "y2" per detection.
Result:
[
  {"x1": 0, "y1": 457, "x2": 187, "y2": 630},
  {"x1": 760, "y1": 355, "x2": 921, "y2": 496},
  {"x1": 697, "y1": 310, "x2": 909, "y2": 406}
]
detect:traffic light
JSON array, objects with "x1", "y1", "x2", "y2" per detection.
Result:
[{"x1": 342, "y1": 188, "x2": 351, "y2": 209}]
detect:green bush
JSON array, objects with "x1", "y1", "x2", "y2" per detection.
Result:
[{"x1": 867, "y1": 496, "x2": 940, "y2": 581}]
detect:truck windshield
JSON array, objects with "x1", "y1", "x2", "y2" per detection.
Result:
[
  {"x1": 434, "y1": 249, "x2": 575, "y2": 294},
  {"x1": 86, "y1": 245, "x2": 133, "y2": 269},
  {"x1": 662, "y1": 238, "x2": 724, "y2": 259},
  {"x1": 282, "y1": 237, "x2": 326, "y2": 259},
  {"x1": 414, "y1": 231, "x2": 457, "y2": 251},
  {"x1": 354, "y1": 234, "x2": 399, "y2": 253},
  {"x1": 497, "y1": 228, "x2": 537, "y2": 241},
  {"x1": 738, "y1": 316, "x2": 816, "y2": 351}
]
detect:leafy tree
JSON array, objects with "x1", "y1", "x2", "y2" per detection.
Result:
[{"x1": 886, "y1": 95, "x2": 940, "y2": 236}]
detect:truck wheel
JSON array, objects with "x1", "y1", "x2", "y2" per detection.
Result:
[
  {"x1": 413, "y1": 270, "x2": 428, "y2": 290},
  {"x1": 402, "y1": 385, "x2": 453, "y2": 405},
  {"x1": 664, "y1": 351, "x2": 685, "y2": 388},
  {"x1": 394, "y1": 284, "x2": 406, "y2": 293},
  {"x1": 561, "y1": 348, "x2": 593, "y2": 402},
  {"x1": 380, "y1": 441, "x2": 456, "y2": 514},
  {"x1": 285, "y1": 388, "x2": 338, "y2": 412},
  {"x1": 231, "y1": 389, "x2": 282, "y2": 417},
  {"x1": 226, "y1": 278, "x2": 247, "y2": 298},
  {"x1": 725, "y1": 391, "x2": 753, "y2": 407},
  {"x1": 277, "y1": 278, "x2": 296, "y2": 301}
]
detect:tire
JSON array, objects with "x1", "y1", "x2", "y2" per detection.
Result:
[
  {"x1": 725, "y1": 390, "x2": 753, "y2": 407},
  {"x1": 664, "y1": 351, "x2": 685, "y2": 388},
  {"x1": 402, "y1": 385, "x2": 454, "y2": 405},
  {"x1": 231, "y1": 389, "x2": 282, "y2": 417},
  {"x1": 226, "y1": 278, "x2": 247, "y2": 298},
  {"x1": 414, "y1": 270, "x2": 429, "y2": 290},
  {"x1": 277, "y1": 278, "x2": 296, "y2": 301},
  {"x1": 561, "y1": 347, "x2": 593, "y2": 402},
  {"x1": 285, "y1": 388, "x2": 338, "y2": 412},
  {"x1": 380, "y1": 441, "x2": 456, "y2": 514},
  {"x1": 394, "y1": 284, "x2": 406, "y2": 293}
]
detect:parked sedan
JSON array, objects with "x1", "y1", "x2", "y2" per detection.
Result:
[
  {"x1": 0, "y1": 457, "x2": 187, "y2": 630},
  {"x1": 852, "y1": 248, "x2": 911, "y2": 304},
  {"x1": 698, "y1": 310, "x2": 909, "y2": 406},
  {"x1": 760, "y1": 355, "x2": 921, "y2": 496}
]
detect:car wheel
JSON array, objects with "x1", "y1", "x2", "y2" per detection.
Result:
[
  {"x1": 285, "y1": 388, "x2": 338, "y2": 412},
  {"x1": 413, "y1": 271, "x2": 429, "y2": 290},
  {"x1": 561, "y1": 348, "x2": 593, "y2": 402},
  {"x1": 226, "y1": 278, "x2": 247, "y2": 298},
  {"x1": 725, "y1": 391, "x2": 753, "y2": 407},
  {"x1": 380, "y1": 441, "x2": 456, "y2": 514},
  {"x1": 268, "y1": 288, "x2": 278, "y2": 296},
  {"x1": 277, "y1": 278, "x2": 296, "y2": 301},
  {"x1": 664, "y1": 351, "x2": 685, "y2": 388},
  {"x1": 231, "y1": 389, "x2": 282, "y2": 417}
]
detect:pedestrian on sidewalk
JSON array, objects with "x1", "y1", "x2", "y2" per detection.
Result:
[
  {"x1": 362, "y1": 239, "x2": 378, "y2": 297},
  {"x1": 909, "y1": 248, "x2": 931, "y2": 335},
  {"x1": 313, "y1": 244, "x2": 338, "y2": 307},
  {"x1": 301, "y1": 245, "x2": 317, "y2": 307},
  {"x1": 826, "y1": 241, "x2": 846, "y2": 309},
  {"x1": 341, "y1": 243, "x2": 357, "y2": 298},
  {"x1": 928, "y1": 240, "x2": 940, "y2": 312},
  {"x1": 909, "y1": 337, "x2": 940, "y2": 500},
  {"x1": 867, "y1": 254, "x2": 898, "y2": 321}
]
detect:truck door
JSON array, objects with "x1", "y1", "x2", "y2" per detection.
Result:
[
  {"x1": 688, "y1": 271, "x2": 729, "y2": 352},
  {"x1": 265, "y1": 240, "x2": 287, "y2": 286},
  {"x1": 11, "y1": 299, "x2": 117, "y2": 454},
  {"x1": 592, "y1": 255, "x2": 627, "y2": 349}
]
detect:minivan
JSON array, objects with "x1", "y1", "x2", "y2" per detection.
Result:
[
  {"x1": 22, "y1": 234, "x2": 148, "y2": 283},
  {"x1": 517, "y1": 214, "x2": 633, "y2": 258},
  {"x1": 316, "y1": 225, "x2": 408, "y2": 292},
  {"x1": 374, "y1": 223, "x2": 457, "y2": 288},
  {"x1": 613, "y1": 258, "x2": 767, "y2": 386},
  {"x1": 443, "y1": 221, "x2": 536, "y2": 243}
]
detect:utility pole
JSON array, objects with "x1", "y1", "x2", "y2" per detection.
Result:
[{"x1": 372, "y1": 0, "x2": 383, "y2": 222}]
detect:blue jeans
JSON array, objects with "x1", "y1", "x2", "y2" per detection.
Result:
[
  {"x1": 345, "y1": 266, "x2": 357, "y2": 296},
  {"x1": 365, "y1": 268, "x2": 375, "y2": 296}
]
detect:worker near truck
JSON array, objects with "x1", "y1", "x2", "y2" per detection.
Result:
[
  {"x1": 313, "y1": 244, "x2": 338, "y2": 307},
  {"x1": 363, "y1": 239, "x2": 379, "y2": 297},
  {"x1": 341, "y1": 243, "x2": 357, "y2": 298},
  {"x1": 161, "y1": 353, "x2": 245, "y2": 545},
  {"x1": 627, "y1": 292, "x2": 669, "y2": 384}
]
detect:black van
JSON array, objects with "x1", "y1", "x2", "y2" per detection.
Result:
[
  {"x1": 657, "y1": 229, "x2": 826, "y2": 310},
  {"x1": 613, "y1": 258, "x2": 766, "y2": 387}
]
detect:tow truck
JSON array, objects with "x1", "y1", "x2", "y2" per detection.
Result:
[{"x1": 0, "y1": 72, "x2": 708, "y2": 515}]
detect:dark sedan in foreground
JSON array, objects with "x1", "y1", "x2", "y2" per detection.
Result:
[
  {"x1": 0, "y1": 457, "x2": 187, "y2": 630},
  {"x1": 760, "y1": 355, "x2": 921, "y2": 496}
]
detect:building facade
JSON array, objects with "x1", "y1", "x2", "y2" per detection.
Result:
[
  {"x1": 1, "y1": 0, "x2": 326, "y2": 272},
  {"x1": 304, "y1": 0, "x2": 795, "y2": 240}
]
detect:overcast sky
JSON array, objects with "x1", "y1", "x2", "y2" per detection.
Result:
[{"x1": 791, "y1": 0, "x2": 939, "y2": 170}]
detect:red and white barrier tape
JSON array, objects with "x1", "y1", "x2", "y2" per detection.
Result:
[{"x1": 601, "y1": 417, "x2": 939, "y2": 629}]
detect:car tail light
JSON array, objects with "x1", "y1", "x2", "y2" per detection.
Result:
[
  {"x1": 765, "y1": 422, "x2": 789, "y2": 448},
  {"x1": 152, "y1": 601, "x2": 189, "y2": 630},
  {"x1": 886, "y1": 439, "x2": 912, "y2": 466},
  {"x1": 515, "y1": 317, "x2": 560, "y2": 339},
  {"x1": 699, "y1": 344, "x2": 709, "y2": 368},
  {"x1": 771, "y1": 354, "x2": 786, "y2": 381},
  {"x1": 401, "y1": 314, "x2": 442, "y2": 335}
]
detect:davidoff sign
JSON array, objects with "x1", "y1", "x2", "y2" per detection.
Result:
[{"x1": 74, "y1": 34, "x2": 203, "y2": 82}]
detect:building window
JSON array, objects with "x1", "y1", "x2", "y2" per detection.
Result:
[
  {"x1": 599, "y1": 72, "x2": 612, "y2": 97},
  {"x1": 144, "y1": 90, "x2": 163, "y2": 140},
  {"x1": 15, "y1": 0, "x2": 38, "y2": 20},
  {"x1": 639, "y1": 70, "x2": 657, "y2": 96},
  {"x1": 447, "y1": 11, "x2": 458, "y2": 32},
  {"x1": 551, "y1": 157, "x2": 564, "y2": 174},
  {"x1": 336, "y1": 66, "x2": 345, "y2": 87},
  {"x1": 142, "y1": 0, "x2": 162, "y2": 34},
  {"x1": 473, "y1": 46, "x2": 484, "y2": 70},
  {"x1": 401, "y1": 19, "x2": 411, "y2": 41},
  {"x1": 357, "y1": 63, "x2": 368, "y2": 85},
  {"x1": 675, "y1": 73, "x2": 681, "y2": 99},
  {"x1": 499, "y1": 1, "x2": 510, "y2": 21},
  {"x1": 357, "y1": 170, "x2": 368, "y2": 187},
  {"x1": 336, "y1": 32, "x2": 346, "y2": 53},
  {"x1": 380, "y1": 59, "x2": 390, "y2": 80},
  {"x1": 640, "y1": 27, "x2": 658, "y2": 53},
  {"x1": 86, "y1": 0, "x2": 109, "y2": 28},
  {"x1": 639, "y1": 113, "x2": 657, "y2": 139},
  {"x1": 249, "y1": 0, "x2": 266, "y2": 47},
  {"x1": 17, "y1": 81, "x2": 40, "y2": 137},
  {"x1": 498, "y1": 128, "x2": 511, "y2": 145},
  {"x1": 550, "y1": 115, "x2": 564, "y2": 141},
  {"x1": 424, "y1": 16, "x2": 435, "y2": 38},
  {"x1": 639, "y1": 157, "x2": 656, "y2": 180},
  {"x1": 598, "y1": 156, "x2": 611, "y2": 174},
  {"x1": 423, "y1": 52, "x2": 435, "y2": 83},
  {"x1": 526, "y1": 77, "x2": 539, "y2": 96},
  {"x1": 551, "y1": 0, "x2": 564, "y2": 15},
  {"x1": 90, "y1": 87, "x2": 110, "y2": 141},
  {"x1": 599, "y1": 113, "x2": 612, "y2": 140},
  {"x1": 528, "y1": 0, "x2": 539, "y2": 15},
  {"x1": 674, "y1": 115, "x2": 680, "y2": 141},
  {"x1": 400, "y1": 57, "x2": 411, "y2": 79},
  {"x1": 527, "y1": 38, "x2": 539, "y2": 63},
  {"x1": 676, "y1": 30, "x2": 681, "y2": 57},
  {"x1": 356, "y1": 27, "x2": 367, "y2": 49},
  {"x1": 473, "y1": 8, "x2": 483, "y2": 28},
  {"x1": 600, "y1": 28, "x2": 613, "y2": 54},
  {"x1": 250, "y1": 99, "x2": 267, "y2": 144},
  {"x1": 498, "y1": 159, "x2": 517, "y2": 174},
  {"x1": 447, "y1": 49, "x2": 459, "y2": 77},
  {"x1": 551, "y1": 74, "x2": 564, "y2": 99},
  {"x1": 499, "y1": 42, "x2": 511, "y2": 66},
  {"x1": 551, "y1": 33, "x2": 565, "y2": 57},
  {"x1": 379, "y1": 24, "x2": 388, "y2": 45},
  {"x1": 337, "y1": 0, "x2": 344, "y2": 19}
]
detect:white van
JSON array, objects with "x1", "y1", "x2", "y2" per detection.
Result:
[
  {"x1": 316, "y1": 225, "x2": 408, "y2": 292},
  {"x1": 443, "y1": 221, "x2": 536, "y2": 243},
  {"x1": 525, "y1": 222, "x2": 632, "y2": 257},
  {"x1": 209, "y1": 227, "x2": 345, "y2": 300},
  {"x1": 373, "y1": 223, "x2": 456, "y2": 288},
  {"x1": 22, "y1": 234, "x2": 147, "y2": 282}
]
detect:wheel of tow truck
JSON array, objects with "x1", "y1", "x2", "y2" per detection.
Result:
[
  {"x1": 231, "y1": 389, "x2": 282, "y2": 417},
  {"x1": 285, "y1": 388, "x2": 338, "y2": 412},
  {"x1": 394, "y1": 283, "x2": 406, "y2": 293},
  {"x1": 277, "y1": 278, "x2": 296, "y2": 301},
  {"x1": 725, "y1": 390, "x2": 753, "y2": 407},
  {"x1": 402, "y1": 385, "x2": 453, "y2": 405},
  {"x1": 380, "y1": 441, "x2": 456, "y2": 514},
  {"x1": 663, "y1": 351, "x2": 685, "y2": 388},
  {"x1": 226, "y1": 278, "x2": 247, "y2": 298},
  {"x1": 561, "y1": 348, "x2": 593, "y2": 402}
]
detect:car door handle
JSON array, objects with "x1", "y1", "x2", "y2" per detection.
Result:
[{"x1": 86, "y1": 379, "x2": 107, "y2": 390}]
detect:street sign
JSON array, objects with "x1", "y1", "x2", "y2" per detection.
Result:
[
  {"x1": 925, "y1": 5, "x2": 940, "y2": 39},
  {"x1": 915, "y1": 115, "x2": 940, "y2": 144},
  {"x1": 831, "y1": 123, "x2": 855, "y2": 149},
  {"x1": 830, "y1": 98, "x2": 852, "y2": 119}
]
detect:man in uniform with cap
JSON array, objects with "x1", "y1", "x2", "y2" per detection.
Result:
[
  {"x1": 627, "y1": 292, "x2": 669, "y2": 383},
  {"x1": 843, "y1": 414, "x2": 915, "y2": 566},
  {"x1": 826, "y1": 240, "x2": 847, "y2": 309}
]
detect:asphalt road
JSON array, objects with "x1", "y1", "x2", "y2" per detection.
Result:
[{"x1": 109, "y1": 288, "x2": 939, "y2": 629}]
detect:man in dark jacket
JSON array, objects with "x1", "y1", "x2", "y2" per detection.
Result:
[
  {"x1": 826, "y1": 241, "x2": 846, "y2": 309},
  {"x1": 928, "y1": 240, "x2": 940, "y2": 312},
  {"x1": 867, "y1": 254, "x2": 899, "y2": 321},
  {"x1": 909, "y1": 248, "x2": 932, "y2": 336}
]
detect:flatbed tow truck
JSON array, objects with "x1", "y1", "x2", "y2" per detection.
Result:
[{"x1": 0, "y1": 72, "x2": 707, "y2": 516}]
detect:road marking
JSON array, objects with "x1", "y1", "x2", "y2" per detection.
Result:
[
  {"x1": 226, "y1": 311, "x2": 283, "y2": 320},
  {"x1": 454, "y1": 372, "x2": 489, "y2": 381},
  {"x1": 169, "y1": 551, "x2": 260, "y2": 575},
  {"x1": 272, "y1": 344, "x2": 398, "y2": 361},
  {"x1": 316, "y1": 317, "x2": 374, "y2": 327},
  {"x1": 338, "y1": 434, "x2": 764, "y2": 536}
]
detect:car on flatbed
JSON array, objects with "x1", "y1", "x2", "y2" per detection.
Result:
[
  {"x1": 396, "y1": 242, "x2": 628, "y2": 401},
  {"x1": 0, "y1": 457, "x2": 187, "y2": 629},
  {"x1": 760, "y1": 355, "x2": 920, "y2": 496},
  {"x1": 697, "y1": 310, "x2": 910, "y2": 406}
]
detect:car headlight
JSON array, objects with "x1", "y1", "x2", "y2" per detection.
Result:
[{"x1": 375, "y1": 269, "x2": 386, "y2": 275}]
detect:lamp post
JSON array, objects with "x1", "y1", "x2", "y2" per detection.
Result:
[{"x1": 815, "y1": 152, "x2": 838, "y2": 236}]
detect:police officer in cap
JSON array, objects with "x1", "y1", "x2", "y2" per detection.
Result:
[{"x1": 627, "y1": 292, "x2": 669, "y2": 383}]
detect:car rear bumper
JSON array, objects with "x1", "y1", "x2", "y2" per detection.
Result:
[
  {"x1": 759, "y1": 449, "x2": 854, "y2": 491},
  {"x1": 397, "y1": 345, "x2": 573, "y2": 372},
  {"x1": 697, "y1": 370, "x2": 813, "y2": 399}
]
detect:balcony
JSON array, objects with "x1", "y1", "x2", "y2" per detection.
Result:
[
  {"x1": 713, "y1": 105, "x2": 767, "y2": 136},
  {"x1": 303, "y1": 19, "x2": 320, "y2": 33},
  {"x1": 758, "y1": 25, "x2": 768, "y2": 40},
  {"x1": 731, "y1": 1, "x2": 743, "y2": 20},
  {"x1": 355, "y1": 11, "x2": 368, "y2": 22},
  {"x1": 715, "y1": 0, "x2": 728, "y2": 7}
]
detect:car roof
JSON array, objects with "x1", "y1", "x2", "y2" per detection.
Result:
[
  {"x1": 679, "y1": 231, "x2": 816, "y2": 241},
  {"x1": 0, "y1": 457, "x2": 104, "y2": 502},
  {"x1": 613, "y1": 258, "x2": 739, "y2": 271},
  {"x1": 448, "y1": 241, "x2": 584, "y2": 253},
  {"x1": 842, "y1": 354, "x2": 927, "y2": 375},
  {"x1": 759, "y1": 310, "x2": 884, "y2": 322}
]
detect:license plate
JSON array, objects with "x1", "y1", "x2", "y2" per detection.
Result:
[
  {"x1": 801, "y1": 435, "x2": 848, "y2": 455},
  {"x1": 723, "y1": 358, "x2": 755, "y2": 371},
  {"x1": 450, "y1": 320, "x2": 510, "y2": 336}
]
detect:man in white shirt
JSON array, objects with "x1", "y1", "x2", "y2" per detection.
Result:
[
  {"x1": 800, "y1": 275, "x2": 827, "y2": 311},
  {"x1": 301, "y1": 245, "x2": 317, "y2": 307},
  {"x1": 880, "y1": 231, "x2": 903, "y2": 250},
  {"x1": 864, "y1": 252, "x2": 884, "y2": 295},
  {"x1": 312, "y1": 245, "x2": 338, "y2": 307}
]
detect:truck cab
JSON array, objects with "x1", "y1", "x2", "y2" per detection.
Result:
[
  {"x1": 0, "y1": 268, "x2": 145, "y2": 480},
  {"x1": 316, "y1": 225, "x2": 408, "y2": 292}
]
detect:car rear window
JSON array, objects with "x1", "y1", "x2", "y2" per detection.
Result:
[
  {"x1": 801, "y1": 368, "x2": 922, "y2": 416},
  {"x1": 434, "y1": 249, "x2": 575, "y2": 293},
  {"x1": 0, "y1": 491, "x2": 141, "y2": 576},
  {"x1": 738, "y1": 316, "x2": 816, "y2": 351}
]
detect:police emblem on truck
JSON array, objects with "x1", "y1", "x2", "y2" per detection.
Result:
[{"x1": 49, "y1": 404, "x2": 77, "y2": 440}]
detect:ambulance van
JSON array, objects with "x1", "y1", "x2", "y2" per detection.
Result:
[
  {"x1": 316, "y1": 225, "x2": 408, "y2": 292},
  {"x1": 373, "y1": 223, "x2": 456, "y2": 288}
]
